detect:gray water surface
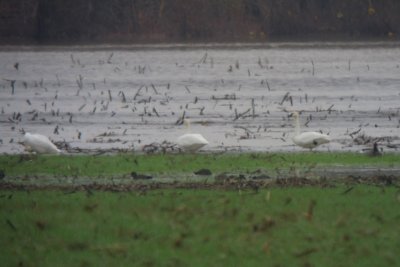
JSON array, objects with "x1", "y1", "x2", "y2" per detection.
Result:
[{"x1": 1, "y1": 43, "x2": 399, "y2": 154}]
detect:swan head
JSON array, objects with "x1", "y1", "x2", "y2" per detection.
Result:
[{"x1": 289, "y1": 111, "x2": 299, "y2": 118}]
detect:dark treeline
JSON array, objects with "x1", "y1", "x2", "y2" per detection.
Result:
[{"x1": 1, "y1": 0, "x2": 399, "y2": 44}]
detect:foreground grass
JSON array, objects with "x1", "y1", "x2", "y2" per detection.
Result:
[
  {"x1": 0, "y1": 152, "x2": 399, "y2": 177},
  {"x1": 1, "y1": 186, "x2": 399, "y2": 267}
]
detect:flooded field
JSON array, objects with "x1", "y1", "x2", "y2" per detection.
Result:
[{"x1": 1, "y1": 42, "x2": 399, "y2": 154}]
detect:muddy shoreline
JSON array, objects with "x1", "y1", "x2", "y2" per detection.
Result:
[
  {"x1": 2, "y1": 165, "x2": 400, "y2": 190},
  {"x1": 1, "y1": 174, "x2": 398, "y2": 192}
]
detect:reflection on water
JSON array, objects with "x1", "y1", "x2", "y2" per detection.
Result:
[{"x1": 1, "y1": 43, "x2": 399, "y2": 154}]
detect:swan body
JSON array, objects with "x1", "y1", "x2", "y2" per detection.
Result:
[
  {"x1": 291, "y1": 112, "x2": 330, "y2": 150},
  {"x1": 177, "y1": 133, "x2": 209, "y2": 152},
  {"x1": 177, "y1": 119, "x2": 208, "y2": 152},
  {"x1": 292, "y1": 132, "x2": 330, "y2": 149},
  {"x1": 23, "y1": 133, "x2": 61, "y2": 154}
]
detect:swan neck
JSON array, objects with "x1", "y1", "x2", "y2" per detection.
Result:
[
  {"x1": 294, "y1": 115, "x2": 300, "y2": 136},
  {"x1": 185, "y1": 120, "x2": 191, "y2": 133}
]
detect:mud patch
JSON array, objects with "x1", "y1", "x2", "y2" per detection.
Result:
[{"x1": 1, "y1": 173, "x2": 399, "y2": 192}]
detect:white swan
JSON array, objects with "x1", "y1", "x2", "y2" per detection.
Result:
[
  {"x1": 23, "y1": 133, "x2": 61, "y2": 154},
  {"x1": 177, "y1": 119, "x2": 209, "y2": 152},
  {"x1": 290, "y1": 112, "x2": 330, "y2": 150}
]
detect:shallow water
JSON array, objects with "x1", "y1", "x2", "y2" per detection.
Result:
[{"x1": 1, "y1": 43, "x2": 399, "y2": 154}]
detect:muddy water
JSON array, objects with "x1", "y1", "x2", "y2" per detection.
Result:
[{"x1": 0, "y1": 43, "x2": 399, "y2": 154}]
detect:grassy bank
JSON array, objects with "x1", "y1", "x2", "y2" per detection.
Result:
[
  {"x1": 1, "y1": 186, "x2": 399, "y2": 266},
  {"x1": 0, "y1": 152, "x2": 399, "y2": 177}
]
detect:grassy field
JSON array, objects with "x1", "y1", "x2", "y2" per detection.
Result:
[
  {"x1": 0, "y1": 152, "x2": 399, "y2": 266},
  {"x1": 0, "y1": 152, "x2": 399, "y2": 177},
  {"x1": 1, "y1": 186, "x2": 400, "y2": 267}
]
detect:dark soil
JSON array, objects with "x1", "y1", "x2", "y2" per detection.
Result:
[{"x1": 1, "y1": 174, "x2": 399, "y2": 192}]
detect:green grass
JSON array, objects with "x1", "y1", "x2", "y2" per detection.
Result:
[
  {"x1": 1, "y1": 153, "x2": 399, "y2": 266},
  {"x1": 0, "y1": 152, "x2": 399, "y2": 177},
  {"x1": 1, "y1": 186, "x2": 400, "y2": 266}
]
